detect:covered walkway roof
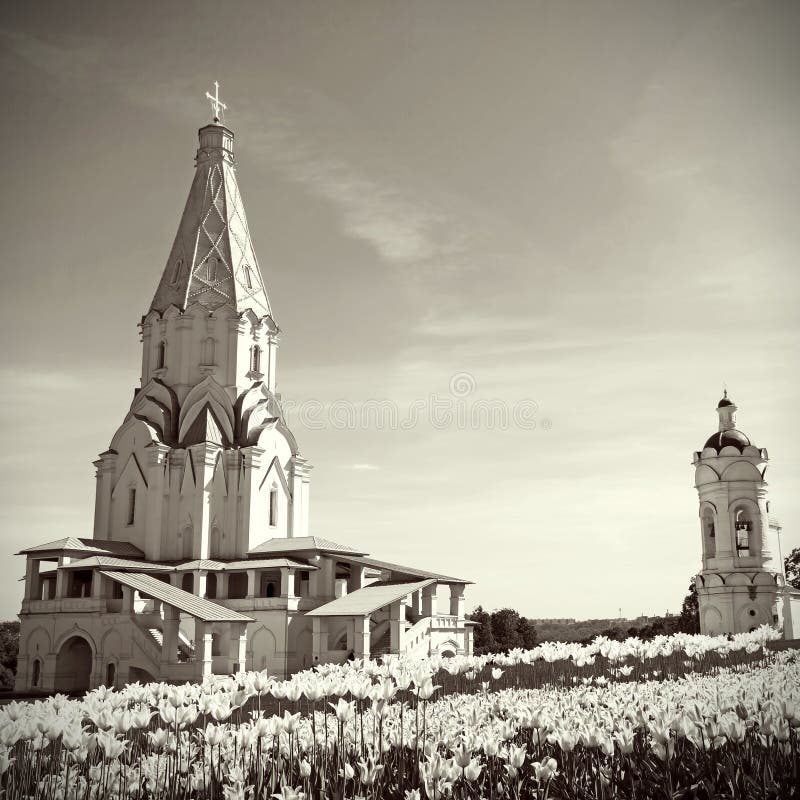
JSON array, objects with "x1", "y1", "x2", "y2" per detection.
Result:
[
  {"x1": 306, "y1": 579, "x2": 434, "y2": 617},
  {"x1": 101, "y1": 571, "x2": 254, "y2": 623}
]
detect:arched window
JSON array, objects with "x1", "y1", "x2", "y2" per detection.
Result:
[
  {"x1": 203, "y1": 337, "x2": 216, "y2": 366},
  {"x1": 244, "y1": 266, "x2": 253, "y2": 289},
  {"x1": 157, "y1": 341, "x2": 167, "y2": 370},
  {"x1": 207, "y1": 257, "x2": 218, "y2": 282},
  {"x1": 182, "y1": 527, "x2": 194, "y2": 560},
  {"x1": 169, "y1": 258, "x2": 184, "y2": 286},
  {"x1": 211, "y1": 633, "x2": 221, "y2": 657},
  {"x1": 127, "y1": 488, "x2": 136, "y2": 526},
  {"x1": 702, "y1": 508, "x2": 716, "y2": 559},
  {"x1": 181, "y1": 573, "x2": 194, "y2": 593},
  {"x1": 106, "y1": 662, "x2": 116, "y2": 688},
  {"x1": 31, "y1": 658, "x2": 41, "y2": 688},
  {"x1": 251, "y1": 345, "x2": 261, "y2": 373},
  {"x1": 269, "y1": 487, "x2": 278, "y2": 527},
  {"x1": 206, "y1": 573, "x2": 217, "y2": 599},
  {"x1": 734, "y1": 507, "x2": 752, "y2": 556}
]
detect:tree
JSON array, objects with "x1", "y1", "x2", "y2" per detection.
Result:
[
  {"x1": 676, "y1": 578, "x2": 700, "y2": 634},
  {"x1": 467, "y1": 606, "x2": 497, "y2": 655},
  {"x1": 0, "y1": 621, "x2": 19, "y2": 691},
  {"x1": 785, "y1": 547, "x2": 800, "y2": 590},
  {"x1": 467, "y1": 607, "x2": 537, "y2": 655}
]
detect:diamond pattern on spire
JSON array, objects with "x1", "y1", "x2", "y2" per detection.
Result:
[{"x1": 150, "y1": 126, "x2": 272, "y2": 318}]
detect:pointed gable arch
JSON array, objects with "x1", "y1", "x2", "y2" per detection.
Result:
[
  {"x1": 179, "y1": 376, "x2": 235, "y2": 444},
  {"x1": 111, "y1": 453, "x2": 148, "y2": 497},
  {"x1": 258, "y1": 455, "x2": 290, "y2": 496},
  {"x1": 130, "y1": 379, "x2": 180, "y2": 445}
]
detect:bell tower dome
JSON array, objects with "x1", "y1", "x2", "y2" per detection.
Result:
[{"x1": 692, "y1": 391, "x2": 784, "y2": 635}]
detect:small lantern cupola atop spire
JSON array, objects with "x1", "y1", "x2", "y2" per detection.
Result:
[{"x1": 717, "y1": 389, "x2": 737, "y2": 431}]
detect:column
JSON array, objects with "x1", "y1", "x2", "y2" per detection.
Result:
[
  {"x1": 55, "y1": 557, "x2": 71, "y2": 599},
  {"x1": 121, "y1": 586, "x2": 135, "y2": 613},
  {"x1": 389, "y1": 600, "x2": 406, "y2": 653},
  {"x1": 217, "y1": 572, "x2": 229, "y2": 599},
  {"x1": 448, "y1": 583, "x2": 466, "y2": 618},
  {"x1": 195, "y1": 570, "x2": 208, "y2": 598},
  {"x1": 195, "y1": 621, "x2": 213, "y2": 679},
  {"x1": 354, "y1": 616, "x2": 370, "y2": 660},
  {"x1": 247, "y1": 569, "x2": 258, "y2": 598},
  {"x1": 312, "y1": 617, "x2": 328, "y2": 661},
  {"x1": 90, "y1": 571, "x2": 104, "y2": 599},
  {"x1": 410, "y1": 590, "x2": 421, "y2": 617},
  {"x1": 229, "y1": 622, "x2": 248, "y2": 672},
  {"x1": 161, "y1": 605, "x2": 180, "y2": 666},
  {"x1": 348, "y1": 565, "x2": 365, "y2": 594},
  {"x1": 280, "y1": 568, "x2": 296, "y2": 599},
  {"x1": 421, "y1": 584, "x2": 436, "y2": 617},
  {"x1": 23, "y1": 559, "x2": 41, "y2": 601}
]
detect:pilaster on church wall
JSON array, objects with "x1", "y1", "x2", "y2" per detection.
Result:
[
  {"x1": 144, "y1": 443, "x2": 171, "y2": 560},
  {"x1": 222, "y1": 450, "x2": 241, "y2": 558},
  {"x1": 92, "y1": 452, "x2": 117, "y2": 538},
  {"x1": 186, "y1": 442, "x2": 222, "y2": 559},
  {"x1": 169, "y1": 449, "x2": 188, "y2": 561},
  {"x1": 239, "y1": 446, "x2": 266, "y2": 554}
]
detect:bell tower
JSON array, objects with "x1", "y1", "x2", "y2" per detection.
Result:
[{"x1": 692, "y1": 392, "x2": 785, "y2": 635}]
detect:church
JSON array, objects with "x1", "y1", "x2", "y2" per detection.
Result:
[
  {"x1": 14, "y1": 94, "x2": 474, "y2": 693},
  {"x1": 693, "y1": 392, "x2": 800, "y2": 638}
]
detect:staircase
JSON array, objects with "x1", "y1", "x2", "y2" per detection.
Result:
[
  {"x1": 143, "y1": 626, "x2": 195, "y2": 662},
  {"x1": 371, "y1": 628, "x2": 391, "y2": 657}
]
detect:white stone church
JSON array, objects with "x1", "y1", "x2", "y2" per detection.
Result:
[
  {"x1": 693, "y1": 392, "x2": 800, "y2": 638},
  {"x1": 14, "y1": 104, "x2": 474, "y2": 692}
]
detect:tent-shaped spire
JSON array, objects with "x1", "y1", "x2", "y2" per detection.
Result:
[{"x1": 150, "y1": 121, "x2": 272, "y2": 318}]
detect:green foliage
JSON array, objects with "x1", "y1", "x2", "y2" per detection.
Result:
[
  {"x1": 785, "y1": 546, "x2": 800, "y2": 590},
  {"x1": 676, "y1": 578, "x2": 700, "y2": 634},
  {"x1": 0, "y1": 621, "x2": 20, "y2": 691},
  {"x1": 467, "y1": 606, "x2": 537, "y2": 654}
]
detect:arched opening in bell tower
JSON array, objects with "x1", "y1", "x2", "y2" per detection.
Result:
[
  {"x1": 701, "y1": 508, "x2": 716, "y2": 558},
  {"x1": 733, "y1": 506, "x2": 753, "y2": 557}
]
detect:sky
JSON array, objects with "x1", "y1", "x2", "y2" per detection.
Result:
[{"x1": 1, "y1": 0, "x2": 799, "y2": 622}]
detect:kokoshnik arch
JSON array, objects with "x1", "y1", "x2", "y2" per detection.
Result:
[{"x1": 14, "y1": 91, "x2": 475, "y2": 693}]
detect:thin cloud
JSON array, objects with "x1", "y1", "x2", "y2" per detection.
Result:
[{"x1": 349, "y1": 463, "x2": 380, "y2": 471}]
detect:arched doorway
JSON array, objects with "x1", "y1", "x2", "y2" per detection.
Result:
[{"x1": 55, "y1": 636, "x2": 93, "y2": 692}]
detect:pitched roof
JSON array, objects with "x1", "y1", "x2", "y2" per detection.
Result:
[
  {"x1": 346, "y1": 555, "x2": 472, "y2": 585},
  {"x1": 248, "y1": 536, "x2": 367, "y2": 557},
  {"x1": 223, "y1": 558, "x2": 318, "y2": 571},
  {"x1": 149, "y1": 123, "x2": 272, "y2": 318},
  {"x1": 174, "y1": 558, "x2": 316, "y2": 572},
  {"x1": 18, "y1": 538, "x2": 145, "y2": 558},
  {"x1": 61, "y1": 556, "x2": 173, "y2": 572},
  {"x1": 100, "y1": 571, "x2": 253, "y2": 623},
  {"x1": 306, "y1": 580, "x2": 434, "y2": 617}
]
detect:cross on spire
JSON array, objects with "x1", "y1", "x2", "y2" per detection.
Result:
[{"x1": 205, "y1": 81, "x2": 227, "y2": 123}]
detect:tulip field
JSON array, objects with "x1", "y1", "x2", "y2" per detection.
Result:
[{"x1": 1, "y1": 627, "x2": 798, "y2": 799}]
